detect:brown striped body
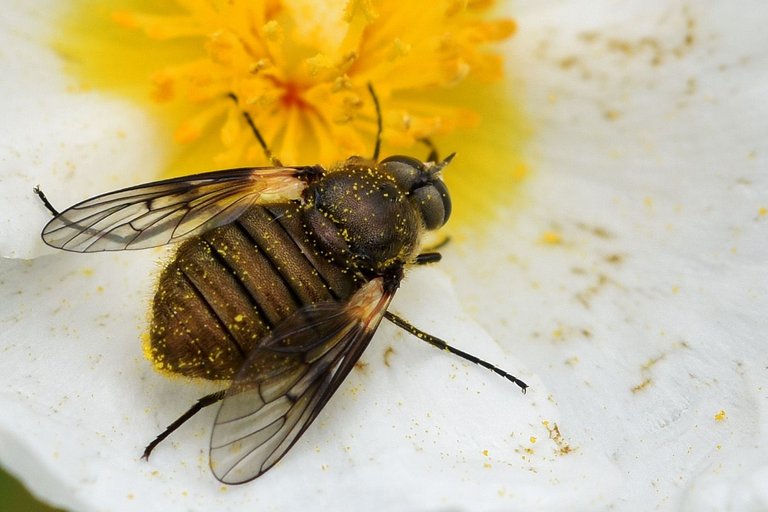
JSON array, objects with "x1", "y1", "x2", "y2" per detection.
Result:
[{"x1": 148, "y1": 202, "x2": 360, "y2": 380}]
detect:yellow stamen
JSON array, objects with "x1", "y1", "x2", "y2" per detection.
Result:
[
  {"x1": 55, "y1": 0, "x2": 529, "y2": 227},
  {"x1": 111, "y1": 0, "x2": 516, "y2": 165}
]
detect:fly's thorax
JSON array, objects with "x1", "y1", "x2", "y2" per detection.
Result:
[{"x1": 303, "y1": 160, "x2": 422, "y2": 275}]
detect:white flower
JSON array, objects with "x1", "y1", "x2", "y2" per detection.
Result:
[{"x1": 1, "y1": 1, "x2": 767, "y2": 511}]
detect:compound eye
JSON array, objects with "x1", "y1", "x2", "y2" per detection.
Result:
[
  {"x1": 432, "y1": 178, "x2": 451, "y2": 225},
  {"x1": 380, "y1": 155, "x2": 425, "y2": 191},
  {"x1": 412, "y1": 178, "x2": 451, "y2": 230}
]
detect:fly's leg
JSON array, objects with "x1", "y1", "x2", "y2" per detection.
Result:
[
  {"x1": 384, "y1": 311, "x2": 528, "y2": 393},
  {"x1": 367, "y1": 83, "x2": 383, "y2": 161},
  {"x1": 414, "y1": 252, "x2": 442, "y2": 265},
  {"x1": 227, "y1": 93, "x2": 283, "y2": 167},
  {"x1": 142, "y1": 390, "x2": 226, "y2": 460},
  {"x1": 418, "y1": 138, "x2": 439, "y2": 163},
  {"x1": 33, "y1": 186, "x2": 60, "y2": 216}
]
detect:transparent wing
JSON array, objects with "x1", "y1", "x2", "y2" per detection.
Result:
[
  {"x1": 210, "y1": 278, "x2": 392, "y2": 484},
  {"x1": 41, "y1": 166, "x2": 319, "y2": 252}
]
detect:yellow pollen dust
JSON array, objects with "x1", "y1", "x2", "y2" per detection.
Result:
[{"x1": 540, "y1": 230, "x2": 562, "y2": 245}]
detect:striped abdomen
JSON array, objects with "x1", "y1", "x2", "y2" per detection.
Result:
[{"x1": 147, "y1": 203, "x2": 359, "y2": 380}]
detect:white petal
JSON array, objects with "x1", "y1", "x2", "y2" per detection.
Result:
[
  {"x1": 0, "y1": 3, "x2": 166, "y2": 259},
  {"x1": 0, "y1": 252, "x2": 570, "y2": 510},
  {"x1": 445, "y1": 1, "x2": 768, "y2": 510},
  {"x1": 1, "y1": 1, "x2": 767, "y2": 511}
]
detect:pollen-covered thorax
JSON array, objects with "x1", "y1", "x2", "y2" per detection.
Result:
[{"x1": 303, "y1": 158, "x2": 423, "y2": 274}]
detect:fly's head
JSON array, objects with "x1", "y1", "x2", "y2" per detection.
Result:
[{"x1": 379, "y1": 154, "x2": 453, "y2": 232}]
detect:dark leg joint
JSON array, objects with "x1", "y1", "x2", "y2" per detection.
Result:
[
  {"x1": 415, "y1": 252, "x2": 442, "y2": 265},
  {"x1": 33, "y1": 186, "x2": 59, "y2": 216},
  {"x1": 142, "y1": 389, "x2": 226, "y2": 460},
  {"x1": 384, "y1": 311, "x2": 528, "y2": 393}
]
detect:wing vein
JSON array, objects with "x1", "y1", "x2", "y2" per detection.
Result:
[
  {"x1": 209, "y1": 279, "x2": 391, "y2": 484},
  {"x1": 41, "y1": 167, "x2": 310, "y2": 252}
]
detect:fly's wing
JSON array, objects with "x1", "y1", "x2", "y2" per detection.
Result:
[
  {"x1": 41, "y1": 166, "x2": 320, "y2": 252},
  {"x1": 210, "y1": 278, "x2": 393, "y2": 484}
]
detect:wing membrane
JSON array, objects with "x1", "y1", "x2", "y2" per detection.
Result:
[
  {"x1": 210, "y1": 279, "x2": 392, "y2": 484},
  {"x1": 41, "y1": 166, "x2": 318, "y2": 252}
]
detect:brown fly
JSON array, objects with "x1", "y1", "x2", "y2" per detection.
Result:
[{"x1": 35, "y1": 85, "x2": 527, "y2": 484}]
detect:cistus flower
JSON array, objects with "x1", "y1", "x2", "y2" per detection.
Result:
[
  {"x1": 111, "y1": 0, "x2": 515, "y2": 167},
  {"x1": 2, "y1": 1, "x2": 768, "y2": 512}
]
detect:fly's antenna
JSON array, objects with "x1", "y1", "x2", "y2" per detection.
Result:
[
  {"x1": 429, "y1": 152, "x2": 456, "y2": 176},
  {"x1": 367, "y1": 83, "x2": 383, "y2": 161},
  {"x1": 227, "y1": 93, "x2": 283, "y2": 167}
]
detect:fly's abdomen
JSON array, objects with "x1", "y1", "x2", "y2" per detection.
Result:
[{"x1": 147, "y1": 203, "x2": 358, "y2": 380}]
